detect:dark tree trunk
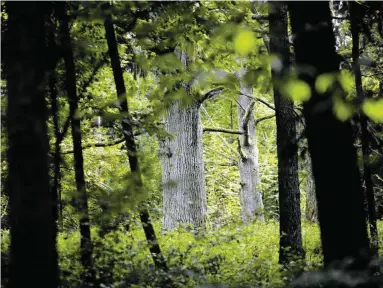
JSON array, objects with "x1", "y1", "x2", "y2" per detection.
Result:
[
  {"x1": 47, "y1": 20, "x2": 63, "y2": 231},
  {"x1": 4, "y1": 2, "x2": 59, "y2": 287},
  {"x1": 350, "y1": 2, "x2": 379, "y2": 253},
  {"x1": 58, "y1": 4, "x2": 96, "y2": 286},
  {"x1": 269, "y1": 2, "x2": 304, "y2": 265},
  {"x1": 104, "y1": 11, "x2": 168, "y2": 272},
  {"x1": 288, "y1": 2, "x2": 370, "y2": 269}
]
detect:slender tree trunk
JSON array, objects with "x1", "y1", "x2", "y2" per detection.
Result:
[
  {"x1": 305, "y1": 156, "x2": 317, "y2": 223},
  {"x1": 288, "y1": 2, "x2": 371, "y2": 269},
  {"x1": 5, "y1": 2, "x2": 59, "y2": 287},
  {"x1": 237, "y1": 73, "x2": 264, "y2": 223},
  {"x1": 58, "y1": 5, "x2": 96, "y2": 286},
  {"x1": 269, "y1": 2, "x2": 304, "y2": 265},
  {"x1": 49, "y1": 67, "x2": 63, "y2": 230},
  {"x1": 160, "y1": 100, "x2": 208, "y2": 230},
  {"x1": 104, "y1": 12, "x2": 168, "y2": 272},
  {"x1": 350, "y1": 2, "x2": 379, "y2": 253}
]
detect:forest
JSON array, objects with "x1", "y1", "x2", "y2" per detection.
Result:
[{"x1": 1, "y1": 1, "x2": 383, "y2": 287}]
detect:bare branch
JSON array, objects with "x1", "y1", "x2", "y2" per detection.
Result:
[
  {"x1": 242, "y1": 100, "x2": 256, "y2": 130},
  {"x1": 240, "y1": 92, "x2": 275, "y2": 111},
  {"x1": 203, "y1": 127, "x2": 243, "y2": 135},
  {"x1": 61, "y1": 138, "x2": 125, "y2": 154},
  {"x1": 255, "y1": 114, "x2": 276, "y2": 125},
  {"x1": 199, "y1": 87, "x2": 224, "y2": 104}
]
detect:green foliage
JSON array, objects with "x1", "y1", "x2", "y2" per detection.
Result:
[{"x1": 49, "y1": 222, "x2": 323, "y2": 287}]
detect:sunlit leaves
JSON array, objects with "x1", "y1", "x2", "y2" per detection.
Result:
[
  {"x1": 315, "y1": 73, "x2": 335, "y2": 94},
  {"x1": 338, "y1": 70, "x2": 354, "y2": 96},
  {"x1": 281, "y1": 79, "x2": 311, "y2": 103},
  {"x1": 315, "y1": 71, "x2": 354, "y2": 97},
  {"x1": 233, "y1": 29, "x2": 256, "y2": 57},
  {"x1": 362, "y1": 99, "x2": 383, "y2": 123},
  {"x1": 333, "y1": 97, "x2": 354, "y2": 122}
]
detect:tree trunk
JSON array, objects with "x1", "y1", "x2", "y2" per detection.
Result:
[
  {"x1": 237, "y1": 77, "x2": 264, "y2": 223},
  {"x1": 305, "y1": 156, "x2": 317, "y2": 223},
  {"x1": 5, "y1": 2, "x2": 59, "y2": 287},
  {"x1": 104, "y1": 11, "x2": 168, "y2": 272},
  {"x1": 269, "y1": 1, "x2": 304, "y2": 265},
  {"x1": 350, "y1": 1, "x2": 379, "y2": 253},
  {"x1": 160, "y1": 100, "x2": 208, "y2": 230},
  {"x1": 288, "y1": 2, "x2": 371, "y2": 269},
  {"x1": 58, "y1": 4, "x2": 96, "y2": 285}
]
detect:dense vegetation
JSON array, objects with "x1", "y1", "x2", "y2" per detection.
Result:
[{"x1": 1, "y1": 1, "x2": 383, "y2": 287}]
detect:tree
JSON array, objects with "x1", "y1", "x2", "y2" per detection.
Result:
[
  {"x1": 103, "y1": 6, "x2": 168, "y2": 272},
  {"x1": 268, "y1": 2, "x2": 304, "y2": 264},
  {"x1": 159, "y1": 51, "x2": 223, "y2": 231},
  {"x1": 237, "y1": 68, "x2": 265, "y2": 223},
  {"x1": 288, "y1": 1, "x2": 371, "y2": 269},
  {"x1": 4, "y1": 2, "x2": 59, "y2": 287},
  {"x1": 58, "y1": 3, "x2": 96, "y2": 285},
  {"x1": 350, "y1": 1, "x2": 379, "y2": 253}
]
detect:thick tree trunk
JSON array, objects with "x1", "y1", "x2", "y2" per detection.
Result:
[
  {"x1": 237, "y1": 80, "x2": 264, "y2": 223},
  {"x1": 104, "y1": 11, "x2": 168, "y2": 272},
  {"x1": 305, "y1": 156, "x2": 317, "y2": 223},
  {"x1": 58, "y1": 5, "x2": 96, "y2": 285},
  {"x1": 269, "y1": 2, "x2": 304, "y2": 264},
  {"x1": 288, "y1": 2, "x2": 371, "y2": 269},
  {"x1": 350, "y1": 2, "x2": 379, "y2": 253},
  {"x1": 160, "y1": 100, "x2": 208, "y2": 230},
  {"x1": 5, "y1": 2, "x2": 59, "y2": 287}
]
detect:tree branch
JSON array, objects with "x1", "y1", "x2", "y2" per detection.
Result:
[
  {"x1": 199, "y1": 87, "x2": 224, "y2": 104},
  {"x1": 242, "y1": 100, "x2": 255, "y2": 147},
  {"x1": 203, "y1": 127, "x2": 243, "y2": 135},
  {"x1": 240, "y1": 92, "x2": 275, "y2": 111},
  {"x1": 61, "y1": 138, "x2": 125, "y2": 154},
  {"x1": 255, "y1": 114, "x2": 276, "y2": 125},
  {"x1": 242, "y1": 100, "x2": 256, "y2": 131}
]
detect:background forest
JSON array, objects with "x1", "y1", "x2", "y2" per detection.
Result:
[{"x1": 1, "y1": 1, "x2": 383, "y2": 287}]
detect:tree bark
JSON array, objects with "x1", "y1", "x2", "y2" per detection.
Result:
[
  {"x1": 236, "y1": 71, "x2": 264, "y2": 223},
  {"x1": 288, "y1": 2, "x2": 371, "y2": 269},
  {"x1": 350, "y1": 1, "x2": 379, "y2": 253},
  {"x1": 58, "y1": 4, "x2": 96, "y2": 285},
  {"x1": 104, "y1": 11, "x2": 168, "y2": 271},
  {"x1": 269, "y1": 1, "x2": 304, "y2": 265},
  {"x1": 160, "y1": 100, "x2": 208, "y2": 230},
  {"x1": 5, "y1": 2, "x2": 59, "y2": 287}
]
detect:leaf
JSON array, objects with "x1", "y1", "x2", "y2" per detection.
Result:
[
  {"x1": 338, "y1": 70, "x2": 354, "y2": 95},
  {"x1": 333, "y1": 97, "x2": 354, "y2": 122},
  {"x1": 282, "y1": 79, "x2": 311, "y2": 103},
  {"x1": 362, "y1": 99, "x2": 383, "y2": 123},
  {"x1": 315, "y1": 73, "x2": 335, "y2": 94},
  {"x1": 233, "y1": 29, "x2": 256, "y2": 57}
]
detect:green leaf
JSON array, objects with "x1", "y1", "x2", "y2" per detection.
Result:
[
  {"x1": 282, "y1": 79, "x2": 311, "y2": 103},
  {"x1": 333, "y1": 97, "x2": 354, "y2": 122},
  {"x1": 315, "y1": 73, "x2": 335, "y2": 94},
  {"x1": 363, "y1": 99, "x2": 383, "y2": 123},
  {"x1": 338, "y1": 70, "x2": 354, "y2": 95},
  {"x1": 233, "y1": 29, "x2": 256, "y2": 57}
]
